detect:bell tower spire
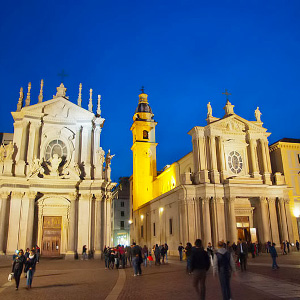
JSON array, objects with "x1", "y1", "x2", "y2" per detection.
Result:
[{"x1": 131, "y1": 88, "x2": 157, "y2": 211}]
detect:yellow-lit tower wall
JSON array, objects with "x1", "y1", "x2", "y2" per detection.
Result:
[{"x1": 130, "y1": 92, "x2": 157, "y2": 211}]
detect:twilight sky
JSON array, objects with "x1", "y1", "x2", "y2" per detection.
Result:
[{"x1": 0, "y1": 1, "x2": 300, "y2": 182}]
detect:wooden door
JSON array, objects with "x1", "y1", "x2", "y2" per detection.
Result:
[{"x1": 42, "y1": 216, "x2": 62, "y2": 257}]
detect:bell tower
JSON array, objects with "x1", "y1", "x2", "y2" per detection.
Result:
[{"x1": 131, "y1": 89, "x2": 157, "y2": 211}]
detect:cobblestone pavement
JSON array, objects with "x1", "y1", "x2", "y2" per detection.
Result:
[{"x1": 0, "y1": 252, "x2": 299, "y2": 300}]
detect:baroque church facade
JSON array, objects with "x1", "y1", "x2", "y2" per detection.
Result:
[
  {"x1": 0, "y1": 81, "x2": 116, "y2": 258},
  {"x1": 130, "y1": 91, "x2": 294, "y2": 254}
]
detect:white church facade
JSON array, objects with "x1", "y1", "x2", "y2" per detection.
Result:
[
  {"x1": 130, "y1": 91, "x2": 294, "y2": 254},
  {"x1": 0, "y1": 81, "x2": 116, "y2": 259}
]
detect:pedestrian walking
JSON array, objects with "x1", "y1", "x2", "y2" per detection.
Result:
[
  {"x1": 132, "y1": 242, "x2": 142, "y2": 276},
  {"x1": 281, "y1": 241, "x2": 287, "y2": 255},
  {"x1": 125, "y1": 245, "x2": 132, "y2": 266},
  {"x1": 24, "y1": 249, "x2": 37, "y2": 289},
  {"x1": 213, "y1": 241, "x2": 236, "y2": 300},
  {"x1": 236, "y1": 238, "x2": 248, "y2": 271},
  {"x1": 164, "y1": 243, "x2": 169, "y2": 263},
  {"x1": 178, "y1": 243, "x2": 184, "y2": 261},
  {"x1": 142, "y1": 245, "x2": 148, "y2": 267},
  {"x1": 269, "y1": 242, "x2": 279, "y2": 270},
  {"x1": 35, "y1": 245, "x2": 40, "y2": 263},
  {"x1": 82, "y1": 245, "x2": 88, "y2": 260},
  {"x1": 12, "y1": 249, "x2": 25, "y2": 290},
  {"x1": 191, "y1": 239, "x2": 210, "y2": 300},
  {"x1": 154, "y1": 244, "x2": 161, "y2": 265},
  {"x1": 161, "y1": 244, "x2": 166, "y2": 264},
  {"x1": 185, "y1": 242, "x2": 193, "y2": 274},
  {"x1": 296, "y1": 240, "x2": 299, "y2": 251},
  {"x1": 104, "y1": 247, "x2": 110, "y2": 269},
  {"x1": 286, "y1": 240, "x2": 290, "y2": 253}
]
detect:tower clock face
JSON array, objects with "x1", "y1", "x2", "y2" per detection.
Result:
[{"x1": 228, "y1": 151, "x2": 243, "y2": 174}]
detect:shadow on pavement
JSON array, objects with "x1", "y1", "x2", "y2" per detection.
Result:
[
  {"x1": 33, "y1": 283, "x2": 80, "y2": 289},
  {"x1": 35, "y1": 273, "x2": 68, "y2": 278}
]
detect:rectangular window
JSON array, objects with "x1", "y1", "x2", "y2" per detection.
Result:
[
  {"x1": 121, "y1": 201, "x2": 125, "y2": 207},
  {"x1": 141, "y1": 225, "x2": 144, "y2": 238},
  {"x1": 169, "y1": 218, "x2": 173, "y2": 235},
  {"x1": 153, "y1": 223, "x2": 156, "y2": 236},
  {"x1": 121, "y1": 211, "x2": 125, "y2": 217},
  {"x1": 120, "y1": 221, "x2": 124, "y2": 229},
  {"x1": 298, "y1": 154, "x2": 300, "y2": 164}
]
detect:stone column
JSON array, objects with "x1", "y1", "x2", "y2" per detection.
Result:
[
  {"x1": 15, "y1": 121, "x2": 29, "y2": 176},
  {"x1": 249, "y1": 139, "x2": 259, "y2": 177},
  {"x1": 94, "y1": 194, "x2": 102, "y2": 259},
  {"x1": 75, "y1": 126, "x2": 82, "y2": 164},
  {"x1": 192, "y1": 133, "x2": 201, "y2": 184},
  {"x1": 81, "y1": 126, "x2": 92, "y2": 178},
  {"x1": 197, "y1": 133, "x2": 209, "y2": 183},
  {"x1": 25, "y1": 192, "x2": 36, "y2": 249},
  {"x1": 227, "y1": 197, "x2": 237, "y2": 243},
  {"x1": 259, "y1": 197, "x2": 271, "y2": 243},
  {"x1": 260, "y1": 139, "x2": 271, "y2": 184},
  {"x1": 284, "y1": 199, "x2": 295, "y2": 242},
  {"x1": 216, "y1": 197, "x2": 226, "y2": 242},
  {"x1": 6, "y1": 192, "x2": 23, "y2": 254},
  {"x1": 0, "y1": 192, "x2": 9, "y2": 255},
  {"x1": 105, "y1": 197, "x2": 112, "y2": 247},
  {"x1": 208, "y1": 136, "x2": 220, "y2": 183},
  {"x1": 268, "y1": 198, "x2": 280, "y2": 244},
  {"x1": 27, "y1": 122, "x2": 39, "y2": 163},
  {"x1": 217, "y1": 137, "x2": 227, "y2": 182},
  {"x1": 102, "y1": 196, "x2": 107, "y2": 247},
  {"x1": 279, "y1": 198, "x2": 289, "y2": 242},
  {"x1": 66, "y1": 193, "x2": 77, "y2": 260},
  {"x1": 203, "y1": 197, "x2": 212, "y2": 246}
]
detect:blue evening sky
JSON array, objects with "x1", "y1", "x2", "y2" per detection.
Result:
[{"x1": 0, "y1": 0, "x2": 299, "y2": 182}]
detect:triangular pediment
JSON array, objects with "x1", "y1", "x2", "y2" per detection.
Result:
[
  {"x1": 208, "y1": 114, "x2": 268, "y2": 133},
  {"x1": 13, "y1": 97, "x2": 96, "y2": 122}
]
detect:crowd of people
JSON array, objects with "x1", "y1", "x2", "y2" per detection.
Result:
[
  {"x1": 10, "y1": 245, "x2": 40, "y2": 291},
  {"x1": 103, "y1": 243, "x2": 169, "y2": 274}
]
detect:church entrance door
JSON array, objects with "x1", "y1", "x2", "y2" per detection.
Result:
[
  {"x1": 236, "y1": 216, "x2": 251, "y2": 242},
  {"x1": 42, "y1": 216, "x2": 62, "y2": 257}
]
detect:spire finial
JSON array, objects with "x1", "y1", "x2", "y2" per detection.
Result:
[
  {"x1": 77, "y1": 83, "x2": 82, "y2": 107},
  {"x1": 140, "y1": 86, "x2": 145, "y2": 94},
  {"x1": 97, "y1": 94, "x2": 101, "y2": 116},
  {"x1": 222, "y1": 89, "x2": 231, "y2": 101},
  {"x1": 38, "y1": 79, "x2": 44, "y2": 103},
  {"x1": 17, "y1": 87, "x2": 24, "y2": 111},
  {"x1": 25, "y1": 82, "x2": 31, "y2": 106},
  {"x1": 88, "y1": 88, "x2": 93, "y2": 112}
]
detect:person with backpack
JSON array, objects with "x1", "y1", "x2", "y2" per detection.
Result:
[
  {"x1": 213, "y1": 241, "x2": 236, "y2": 300},
  {"x1": 190, "y1": 239, "x2": 210, "y2": 300}
]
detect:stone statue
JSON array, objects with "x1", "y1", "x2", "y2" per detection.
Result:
[
  {"x1": 5, "y1": 142, "x2": 14, "y2": 160},
  {"x1": 48, "y1": 154, "x2": 62, "y2": 176},
  {"x1": 28, "y1": 157, "x2": 44, "y2": 178},
  {"x1": 207, "y1": 102, "x2": 212, "y2": 117},
  {"x1": 255, "y1": 107, "x2": 262, "y2": 122},
  {"x1": 96, "y1": 147, "x2": 105, "y2": 166},
  {"x1": 0, "y1": 145, "x2": 5, "y2": 162},
  {"x1": 105, "y1": 149, "x2": 115, "y2": 182}
]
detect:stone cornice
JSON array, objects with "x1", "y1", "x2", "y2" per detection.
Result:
[{"x1": 270, "y1": 142, "x2": 300, "y2": 152}]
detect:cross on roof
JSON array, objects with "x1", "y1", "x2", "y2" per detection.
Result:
[
  {"x1": 222, "y1": 89, "x2": 231, "y2": 101},
  {"x1": 58, "y1": 70, "x2": 68, "y2": 83},
  {"x1": 140, "y1": 86, "x2": 145, "y2": 93}
]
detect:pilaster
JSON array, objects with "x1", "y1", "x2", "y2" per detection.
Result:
[
  {"x1": 66, "y1": 192, "x2": 77, "y2": 260},
  {"x1": 94, "y1": 193, "x2": 103, "y2": 259},
  {"x1": 0, "y1": 192, "x2": 10, "y2": 255},
  {"x1": 259, "y1": 197, "x2": 271, "y2": 243}
]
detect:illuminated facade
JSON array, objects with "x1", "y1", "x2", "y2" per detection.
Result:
[
  {"x1": 130, "y1": 92, "x2": 294, "y2": 254},
  {"x1": 270, "y1": 138, "x2": 300, "y2": 241},
  {"x1": 0, "y1": 82, "x2": 116, "y2": 259}
]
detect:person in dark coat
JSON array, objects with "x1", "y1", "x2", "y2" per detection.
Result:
[
  {"x1": 132, "y1": 242, "x2": 142, "y2": 276},
  {"x1": 12, "y1": 249, "x2": 25, "y2": 290},
  {"x1": 161, "y1": 244, "x2": 166, "y2": 264},
  {"x1": 236, "y1": 238, "x2": 248, "y2": 271},
  {"x1": 213, "y1": 241, "x2": 236, "y2": 300},
  {"x1": 269, "y1": 243, "x2": 279, "y2": 270},
  {"x1": 154, "y1": 244, "x2": 161, "y2": 265},
  {"x1": 178, "y1": 243, "x2": 184, "y2": 261},
  {"x1": 185, "y1": 242, "x2": 193, "y2": 274},
  {"x1": 191, "y1": 239, "x2": 210, "y2": 300},
  {"x1": 296, "y1": 240, "x2": 299, "y2": 251},
  {"x1": 24, "y1": 250, "x2": 37, "y2": 289}
]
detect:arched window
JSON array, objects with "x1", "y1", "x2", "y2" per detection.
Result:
[{"x1": 143, "y1": 130, "x2": 149, "y2": 140}]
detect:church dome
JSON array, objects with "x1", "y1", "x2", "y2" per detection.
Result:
[{"x1": 135, "y1": 102, "x2": 153, "y2": 114}]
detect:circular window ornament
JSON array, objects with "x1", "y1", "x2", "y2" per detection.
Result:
[
  {"x1": 228, "y1": 151, "x2": 243, "y2": 174},
  {"x1": 45, "y1": 139, "x2": 68, "y2": 161}
]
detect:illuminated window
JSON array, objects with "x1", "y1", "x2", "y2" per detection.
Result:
[
  {"x1": 153, "y1": 223, "x2": 156, "y2": 236},
  {"x1": 141, "y1": 225, "x2": 144, "y2": 238},
  {"x1": 143, "y1": 130, "x2": 149, "y2": 139}
]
